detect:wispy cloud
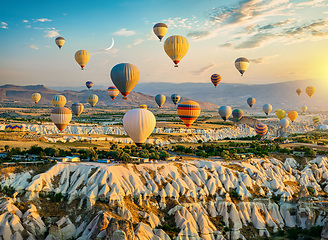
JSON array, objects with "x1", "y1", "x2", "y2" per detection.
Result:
[
  {"x1": 22, "y1": 20, "x2": 29, "y2": 23},
  {"x1": 34, "y1": 18, "x2": 52, "y2": 22},
  {"x1": 44, "y1": 30, "x2": 60, "y2": 38},
  {"x1": 127, "y1": 39, "x2": 144, "y2": 48},
  {"x1": 296, "y1": 0, "x2": 325, "y2": 7},
  {"x1": 1, "y1": 22, "x2": 8, "y2": 29},
  {"x1": 28, "y1": 45, "x2": 39, "y2": 50},
  {"x1": 249, "y1": 55, "x2": 279, "y2": 64},
  {"x1": 187, "y1": 30, "x2": 210, "y2": 39},
  {"x1": 113, "y1": 28, "x2": 136, "y2": 36},
  {"x1": 163, "y1": 17, "x2": 198, "y2": 30},
  {"x1": 192, "y1": 63, "x2": 216, "y2": 75},
  {"x1": 92, "y1": 48, "x2": 119, "y2": 57}
]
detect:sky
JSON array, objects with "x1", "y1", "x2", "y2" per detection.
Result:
[{"x1": 0, "y1": 0, "x2": 328, "y2": 88}]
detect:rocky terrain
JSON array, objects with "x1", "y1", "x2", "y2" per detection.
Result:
[{"x1": 0, "y1": 156, "x2": 327, "y2": 239}]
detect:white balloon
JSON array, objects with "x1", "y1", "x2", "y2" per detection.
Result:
[
  {"x1": 279, "y1": 118, "x2": 289, "y2": 128},
  {"x1": 317, "y1": 124, "x2": 328, "y2": 131}
]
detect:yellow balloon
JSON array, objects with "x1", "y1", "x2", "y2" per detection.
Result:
[
  {"x1": 75, "y1": 50, "x2": 90, "y2": 70},
  {"x1": 305, "y1": 86, "x2": 316, "y2": 98},
  {"x1": 88, "y1": 94, "x2": 98, "y2": 107},
  {"x1": 31, "y1": 93, "x2": 41, "y2": 104},
  {"x1": 296, "y1": 88, "x2": 302, "y2": 96},
  {"x1": 301, "y1": 106, "x2": 307, "y2": 113},
  {"x1": 153, "y1": 23, "x2": 168, "y2": 42},
  {"x1": 55, "y1": 37, "x2": 65, "y2": 49},
  {"x1": 288, "y1": 111, "x2": 298, "y2": 122},
  {"x1": 52, "y1": 95, "x2": 66, "y2": 107},
  {"x1": 275, "y1": 109, "x2": 286, "y2": 120},
  {"x1": 164, "y1": 35, "x2": 189, "y2": 67}
]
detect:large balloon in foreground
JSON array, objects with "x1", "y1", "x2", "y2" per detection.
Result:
[
  {"x1": 218, "y1": 106, "x2": 232, "y2": 121},
  {"x1": 301, "y1": 106, "x2": 307, "y2": 113},
  {"x1": 50, "y1": 107, "x2": 72, "y2": 132},
  {"x1": 262, "y1": 104, "x2": 272, "y2": 116},
  {"x1": 232, "y1": 109, "x2": 243, "y2": 122},
  {"x1": 107, "y1": 86, "x2": 119, "y2": 101},
  {"x1": 247, "y1": 98, "x2": 256, "y2": 108},
  {"x1": 279, "y1": 119, "x2": 289, "y2": 128},
  {"x1": 75, "y1": 50, "x2": 90, "y2": 70},
  {"x1": 52, "y1": 95, "x2": 66, "y2": 107},
  {"x1": 88, "y1": 94, "x2": 98, "y2": 107},
  {"x1": 55, "y1": 37, "x2": 65, "y2": 49},
  {"x1": 288, "y1": 111, "x2": 298, "y2": 122},
  {"x1": 155, "y1": 94, "x2": 166, "y2": 108},
  {"x1": 164, "y1": 35, "x2": 189, "y2": 67},
  {"x1": 275, "y1": 109, "x2": 286, "y2": 120},
  {"x1": 177, "y1": 100, "x2": 201, "y2": 128},
  {"x1": 235, "y1": 57, "x2": 249, "y2": 76},
  {"x1": 86, "y1": 81, "x2": 93, "y2": 89},
  {"x1": 255, "y1": 123, "x2": 268, "y2": 137},
  {"x1": 31, "y1": 93, "x2": 41, "y2": 104},
  {"x1": 296, "y1": 88, "x2": 302, "y2": 96},
  {"x1": 171, "y1": 94, "x2": 181, "y2": 105},
  {"x1": 306, "y1": 86, "x2": 316, "y2": 98},
  {"x1": 110, "y1": 63, "x2": 140, "y2": 99},
  {"x1": 211, "y1": 74, "x2": 221, "y2": 88},
  {"x1": 71, "y1": 103, "x2": 84, "y2": 117},
  {"x1": 313, "y1": 116, "x2": 320, "y2": 124},
  {"x1": 153, "y1": 23, "x2": 168, "y2": 42},
  {"x1": 123, "y1": 108, "x2": 156, "y2": 146}
]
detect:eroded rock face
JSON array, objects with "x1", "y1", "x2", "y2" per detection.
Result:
[
  {"x1": 322, "y1": 219, "x2": 328, "y2": 240},
  {"x1": 106, "y1": 218, "x2": 135, "y2": 240}
]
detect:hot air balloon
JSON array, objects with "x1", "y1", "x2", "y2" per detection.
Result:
[
  {"x1": 153, "y1": 23, "x2": 168, "y2": 42},
  {"x1": 313, "y1": 116, "x2": 320, "y2": 124},
  {"x1": 139, "y1": 104, "x2": 147, "y2": 109},
  {"x1": 275, "y1": 109, "x2": 286, "y2": 120},
  {"x1": 255, "y1": 123, "x2": 268, "y2": 137},
  {"x1": 75, "y1": 50, "x2": 90, "y2": 70},
  {"x1": 218, "y1": 106, "x2": 232, "y2": 121},
  {"x1": 107, "y1": 86, "x2": 119, "y2": 101},
  {"x1": 301, "y1": 106, "x2": 307, "y2": 113},
  {"x1": 50, "y1": 107, "x2": 72, "y2": 132},
  {"x1": 171, "y1": 94, "x2": 181, "y2": 105},
  {"x1": 5, "y1": 124, "x2": 25, "y2": 132},
  {"x1": 86, "y1": 81, "x2": 93, "y2": 89},
  {"x1": 71, "y1": 103, "x2": 84, "y2": 117},
  {"x1": 123, "y1": 108, "x2": 156, "y2": 146},
  {"x1": 52, "y1": 95, "x2": 66, "y2": 107},
  {"x1": 55, "y1": 37, "x2": 65, "y2": 49},
  {"x1": 279, "y1": 119, "x2": 289, "y2": 128},
  {"x1": 262, "y1": 104, "x2": 272, "y2": 116},
  {"x1": 155, "y1": 94, "x2": 166, "y2": 108},
  {"x1": 110, "y1": 63, "x2": 140, "y2": 99},
  {"x1": 288, "y1": 111, "x2": 298, "y2": 122},
  {"x1": 323, "y1": 119, "x2": 328, "y2": 125},
  {"x1": 164, "y1": 35, "x2": 189, "y2": 67},
  {"x1": 88, "y1": 94, "x2": 98, "y2": 107},
  {"x1": 247, "y1": 98, "x2": 256, "y2": 108},
  {"x1": 211, "y1": 74, "x2": 221, "y2": 88},
  {"x1": 31, "y1": 93, "x2": 41, "y2": 104},
  {"x1": 177, "y1": 100, "x2": 201, "y2": 128},
  {"x1": 306, "y1": 86, "x2": 316, "y2": 98},
  {"x1": 296, "y1": 88, "x2": 302, "y2": 96},
  {"x1": 235, "y1": 57, "x2": 249, "y2": 76},
  {"x1": 232, "y1": 109, "x2": 243, "y2": 122}
]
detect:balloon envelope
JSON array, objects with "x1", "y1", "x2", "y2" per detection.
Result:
[
  {"x1": 55, "y1": 37, "x2": 65, "y2": 49},
  {"x1": 255, "y1": 123, "x2": 268, "y2": 137},
  {"x1": 164, "y1": 35, "x2": 189, "y2": 67},
  {"x1": 296, "y1": 88, "x2": 302, "y2": 96},
  {"x1": 171, "y1": 94, "x2": 181, "y2": 105},
  {"x1": 31, "y1": 93, "x2": 41, "y2": 104},
  {"x1": 218, "y1": 106, "x2": 232, "y2": 121},
  {"x1": 313, "y1": 116, "x2": 320, "y2": 124},
  {"x1": 71, "y1": 103, "x2": 84, "y2": 117},
  {"x1": 247, "y1": 98, "x2": 256, "y2": 108},
  {"x1": 262, "y1": 104, "x2": 272, "y2": 116},
  {"x1": 123, "y1": 108, "x2": 156, "y2": 146},
  {"x1": 211, "y1": 74, "x2": 221, "y2": 88},
  {"x1": 50, "y1": 107, "x2": 72, "y2": 132},
  {"x1": 275, "y1": 109, "x2": 286, "y2": 120},
  {"x1": 288, "y1": 111, "x2": 298, "y2": 122},
  {"x1": 177, "y1": 100, "x2": 201, "y2": 127},
  {"x1": 88, "y1": 94, "x2": 98, "y2": 107},
  {"x1": 232, "y1": 109, "x2": 243, "y2": 122},
  {"x1": 317, "y1": 124, "x2": 328, "y2": 131},
  {"x1": 306, "y1": 86, "x2": 316, "y2": 98},
  {"x1": 52, "y1": 95, "x2": 66, "y2": 107},
  {"x1": 155, "y1": 94, "x2": 166, "y2": 108},
  {"x1": 75, "y1": 50, "x2": 90, "y2": 70},
  {"x1": 139, "y1": 104, "x2": 147, "y2": 109},
  {"x1": 235, "y1": 57, "x2": 249, "y2": 76},
  {"x1": 301, "y1": 106, "x2": 307, "y2": 113},
  {"x1": 279, "y1": 119, "x2": 289, "y2": 128},
  {"x1": 86, "y1": 81, "x2": 93, "y2": 89},
  {"x1": 153, "y1": 23, "x2": 168, "y2": 41},
  {"x1": 107, "y1": 86, "x2": 119, "y2": 101}
]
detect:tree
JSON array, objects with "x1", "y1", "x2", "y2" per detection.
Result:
[
  {"x1": 4, "y1": 145, "x2": 10, "y2": 153},
  {"x1": 159, "y1": 150, "x2": 170, "y2": 160},
  {"x1": 121, "y1": 152, "x2": 131, "y2": 162},
  {"x1": 139, "y1": 150, "x2": 149, "y2": 158}
]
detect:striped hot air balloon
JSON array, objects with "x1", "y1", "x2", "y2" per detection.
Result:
[
  {"x1": 255, "y1": 123, "x2": 268, "y2": 137},
  {"x1": 55, "y1": 36, "x2": 65, "y2": 49},
  {"x1": 232, "y1": 109, "x2": 243, "y2": 122},
  {"x1": 171, "y1": 94, "x2": 181, "y2": 105},
  {"x1": 107, "y1": 86, "x2": 119, "y2": 101},
  {"x1": 71, "y1": 103, "x2": 84, "y2": 117},
  {"x1": 235, "y1": 57, "x2": 249, "y2": 76},
  {"x1": 211, "y1": 74, "x2": 221, "y2": 88},
  {"x1": 313, "y1": 116, "x2": 320, "y2": 124},
  {"x1": 155, "y1": 94, "x2": 166, "y2": 108},
  {"x1": 75, "y1": 50, "x2": 90, "y2": 70},
  {"x1": 5, "y1": 124, "x2": 25, "y2": 131},
  {"x1": 164, "y1": 35, "x2": 189, "y2": 67},
  {"x1": 262, "y1": 104, "x2": 272, "y2": 116},
  {"x1": 88, "y1": 94, "x2": 98, "y2": 107},
  {"x1": 153, "y1": 23, "x2": 168, "y2": 42},
  {"x1": 296, "y1": 88, "x2": 302, "y2": 96},
  {"x1": 247, "y1": 98, "x2": 256, "y2": 108},
  {"x1": 306, "y1": 86, "x2": 316, "y2": 98},
  {"x1": 218, "y1": 106, "x2": 232, "y2": 121},
  {"x1": 86, "y1": 81, "x2": 93, "y2": 89},
  {"x1": 177, "y1": 100, "x2": 201, "y2": 128},
  {"x1": 52, "y1": 95, "x2": 66, "y2": 107},
  {"x1": 31, "y1": 93, "x2": 41, "y2": 104},
  {"x1": 50, "y1": 107, "x2": 72, "y2": 132},
  {"x1": 139, "y1": 104, "x2": 147, "y2": 109}
]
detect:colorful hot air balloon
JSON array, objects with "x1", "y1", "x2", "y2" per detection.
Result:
[
  {"x1": 235, "y1": 57, "x2": 249, "y2": 76},
  {"x1": 171, "y1": 94, "x2": 181, "y2": 105},
  {"x1": 177, "y1": 100, "x2": 201, "y2": 128},
  {"x1": 232, "y1": 109, "x2": 243, "y2": 122},
  {"x1": 164, "y1": 35, "x2": 189, "y2": 67},
  {"x1": 50, "y1": 107, "x2": 72, "y2": 132},
  {"x1": 88, "y1": 94, "x2": 98, "y2": 107},
  {"x1": 288, "y1": 111, "x2": 298, "y2": 122},
  {"x1": 5, "y1": 124, "x2": 25, "y2": 132},
  {"x1": 262, "y1": 104, "x2": 272, "y2": 116},
  {"x1": 110, "y1": 63, "x2": 140, "y2": 99},
  {"x1": 279, "y1": 119, "x2": 289, "y2": 128},
  {"x1": 153, "y1": 23, "x2": 168, "y2": 42},
  {"x1": 71, "y1": 103, "x2": 84, "y2": 117},
  {"x1": 55, "y1": 37, "x2": 65, "y2": 49},
  {"x1": 211, "y1": 74, "x2": 221, "y2": 88},
  {"x1": 75, "y1": 50, "x2": 90, "y2": 70},
  {"x1": 107, "y1": 86, "x2": 119, "y2": 101},
  {"x1": 306, "y1": 86, "x2": 316, "y2": 98},
  {"x1": 275, "y1": 109, "x2": 286, "y2": 120},
  {"x1": 31, "y1": 93, "x2": 41, "y2": 104},
  {"x1": 313, "y1": 116, "x2": 320, "y2": 124},
  {"x1": 301, "y1": 106, "x2": 307, "y2": 113},
  {"x1": 296, "y1": 88, "x2": 302, "y2": 96},
  {"x1": 247, "y1": 98, "x2": 256, "y2": 108},
  {"x1": 155, "y1": 94, "x2": 166, "y2": 108},
  {"x1": 86, "y1": 81, "x2": 93, "y2": 89},
  {"x1": 52, "y1": 95, "x2": 66, "y2": 107},
  {"x1": 255, "y1": 123, "x2": 268, "y2": 137},
  {"x1": 123, "y1": 108, "x2": 156, "y2": 146},
  {"x1": 139, "y1": 104, "x2": 147, "y2": 109},
  {"x1": 218, "y1": 106, "x2": 232, "y2": 121}
]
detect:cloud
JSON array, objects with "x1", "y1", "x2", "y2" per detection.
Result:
[
  {"x1": 283, "y1": 19, "x2": 328, "y2": 37},
  {"x1": 163, "y1": 17, "x2": 196, "y2": 30},
  {"x1": 259, "y1": 20, "x2": 292, "y2": 30},
  {"x1": 34, "y1": 18, "x2": 52, "y2": 22},
  {"x1": 192, "y1": 63, "x2": 216, "y2": 75},
  {"x1": 113, "y1": 28, "x2": 136, "y2": 36},
  {"x1": 187, "y1": 31, "x2": 210, "y2": 39},
  {"x1": 92, "y1": 48, "x2": 119, "y2": 56},
  {"x1": 22, "y1": 20, "x2": 29, "y2": 23},
  {"x1": 1, "y1": 22, "x2": 8, "y2": 29},
  {"x1": 127, "y1": 39, "x2": 144, "y2": 48},
  {"x1": 234, "y1": 33, "x2": 276, "y2": 49},
  {"x1": 249, "y1": 55, "x2": 279, "y2": 64},
  {"x1": 28, "y1": 45, "x2": 39, "y2": 50},
  {"x1": 44, "y1": 30, "x2": 60, "y2": 38},
  {"x1": 296, "y1": 0, "x2": 325, "y2": 7}
]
